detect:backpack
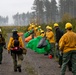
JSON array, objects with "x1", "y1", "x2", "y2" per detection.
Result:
[
  {"x1": 13, "y1": 36, "x2": 19, "y2": 47},
  {"x1": 11, "y1": 36, "x2": 23, "y2": 54}
]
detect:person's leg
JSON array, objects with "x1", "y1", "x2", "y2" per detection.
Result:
[
  {"x1": 12, "y1": 53, "x2": 17, "y2": 72},
  {"x1": 55, "y1": 44, "x2": 62, "y2": 67},
  {"x1": 49, "y1": 43, "x2": 55, "y2": 58},
  {"x1": 67, "y1": 60, "x2": 72, "y2": 71},
  {"x1": 0, "y1": 49, "x2": 3, "y2": 64},
  {"x1": 55, "y1": 43, "x2": 59, "y2": 58},
  {"x1": 17, "y1": 54, "x2": 23, "y2": 72},
  {"x1": 60, "y1": 52, "x2": 71, "y2": 75},
  {"x1": 72, "y1": 51, "x2": 76, "y2": 75},
  {"x1": 59, "y1": 53, "x2": 63, "y2": 68}
]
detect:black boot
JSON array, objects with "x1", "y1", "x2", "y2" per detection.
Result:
[
  {"x1": 17, "y1": 66, "x2": 21, "y2": 72},
  {"x1": 14, "y1": 68, "x2": 17, "y2": 72},
  {"x1": 14, "y1": 66, "x2": 17, "y2": 72},
  {"x1": 44, "y1": 53, "x2": 48, "y2": 56}
]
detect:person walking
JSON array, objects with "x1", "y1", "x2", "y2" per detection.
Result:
[
  {"x1": 0, "y1": 29, "x2": 6, "y2": 64},
  {"x1": 7, "y1": 29, "x2": 24, "y2": 72},
  {"x1": 59, "y1": 23, "x2": 76, "y2": 75}
]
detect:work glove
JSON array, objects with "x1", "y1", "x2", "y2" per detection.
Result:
[
  {"x1": 55, "y1": 42, "x2": 58, "y2": 46},
  {"x1": 59, "y1": 51, "x2": 63, "y2": 56}
]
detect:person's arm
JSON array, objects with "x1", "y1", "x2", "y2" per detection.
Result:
[
  {"x1": 7, "y1": 37, "x2": 13, "y2": 51},
  {"x1": 59, "y1": 36, "x2": 65, "y2": 51},
  {"x1": 19, "y1": 37, "x2": 24, "y2": 48}
]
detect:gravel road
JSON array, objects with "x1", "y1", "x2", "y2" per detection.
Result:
[{"x1": 0, "y1": 33, "x2": 73, "y2": 75}]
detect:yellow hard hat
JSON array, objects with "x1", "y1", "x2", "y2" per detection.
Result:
[
  {"x1": 31, "y1": 25, "x2": 35, "y2": 28},
  {"x1": 46, "y1": 26, "x2": 52, "y2": 30},
  {"x1": 46, "y1": 26, "x2": 49, "y2": 29},
  {"x1": 41, "y1": 30, "x2": 44, "y2": 33},
  {"x1": 38, "y1": 26, "x2": 41, "y2": 28},
  {"x1": 54, "y1": 23, "x2": 59, "y2": 27},
  {"x1": 65, "y1": 23, "x2": 72, "y2": 29}
]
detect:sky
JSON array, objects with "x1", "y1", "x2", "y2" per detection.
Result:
[
  {"x1": 0, "y1": 0, "x2": 35, "y2": 24},
  {"x1": 0, "y1": 0, "x2": 58, "y2": 24}
]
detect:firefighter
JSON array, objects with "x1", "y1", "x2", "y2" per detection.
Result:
[
  {"x1": 0, "y1": 29, "x2": 6, "y2": 64},
  {"x1": 40, "y1": 30, "x2": 45, "y2": 37},
  {"x1": 7, "y1": 29, "x2": 24, "y2": 72},
  {"x1": 45, "y1": 26, "x2": 55, "y2": 57},
  {"x1": 54, "y1": 23, "x2": 64, "y2": 67},
  {"x1": 59, "y1": 23, "x2": 76, "y2": 75}
]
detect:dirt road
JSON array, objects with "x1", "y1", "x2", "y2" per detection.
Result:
[{"x1": 0, "y1": 33, "x2": 73, "y2": 75}]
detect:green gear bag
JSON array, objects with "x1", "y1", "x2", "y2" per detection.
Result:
[
  {"x1": 24, "y1": 32, "x2": 30, "y2": 38},
  {"x1": 24, "y1": 29, "x2": 34, "y2": 38},
  {"x1": 26, "y1": 36, "x2": 50, "y2": 54},
  {"x1": 26, "y1": 36, "x2": 41, "y2": 50}
]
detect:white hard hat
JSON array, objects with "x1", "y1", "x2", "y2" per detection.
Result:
[{"x1": 12, "y1": 28, "x2": 18, "y2": 32}]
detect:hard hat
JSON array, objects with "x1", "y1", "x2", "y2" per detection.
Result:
[
  {"x1": 65, "y1": 23, "x2": 72, "y2": 29},
  {"x1": 38, "y1": 26, "x2": 41, "y2": 28},
  {"x1": 41, "y1": 30, "x2": 44, "y2": 33},
  {"x1": 46, "y1": 26, "x2": 52, "y2": 30},
  {"x1": 54, "y1": 23, "x2": 59, "y2": 27},
  {"x1": 31, "y1": 25, "x2": 35, "y2": 28},
  {"x1": 46, "y1": 26, "x2": 49, "y2": 29},
  {"x1": 12, "y1": 28, "x2": 18, "y2": 32}
]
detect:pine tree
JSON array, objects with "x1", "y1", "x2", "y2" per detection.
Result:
[
  {"x1": 59, "y1": 0, "x2": 76, "y2": 20},
  {"x1": 59, "y1": 0, "x2": 66, "y2": 19},
  {"x1": 50, "y1": 0, "x2": 58, "y2": 22},
  {"x1": 32, "y1": 0, "x2": 44, "y2": 24},
  {"x1": 44, "y1": 0, "x2": 51, "y2": 24}
]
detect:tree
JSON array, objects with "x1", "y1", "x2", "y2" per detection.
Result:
[
  {"x1": 22, "y1": 13, "x2": 26, "y2": 25},
  {"x1": 13, "y1": 13, "x2": 19, "y2": 25},
  {"x1": 44, "y1": 0, "x2": 51, "y2": 24},
  {"x1": 62, "y1": 13, "x2": 72, "y2": 22},
  {"x1": 65, "y1": 0, "x2": 74, "y2": 17},
  {"x1": 50, "y1": 0, "x2": 58, "y2": 22},
  {"x1": 59, "y1": 0, "x2": 66, "y2": 20},
  {"x1": 0, "y1": 16, "x2": 8, "y2": 25},
  {"x1": 59, "y1": 0, "x2": 76, "y2": 20},
  {"x1": 13, "y1": 12, "x2": 32, "y2": 25},
  {"x1": 32, "y1": 0, "x2": 44, "y2": 24}
]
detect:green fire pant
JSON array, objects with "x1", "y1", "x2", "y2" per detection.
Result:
[
  {"x1": 61, "y1": 50, "x2": 76, "y2": 75},
  {"x1": 0, "y1": 47, "x2": 3, "y2": 63},
  {"x1": 55, "y1": 44, "x2": 63, "y2": 66},
  {"x1": 50, "y1": 43, "x2": 55, "y2": 57}
]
